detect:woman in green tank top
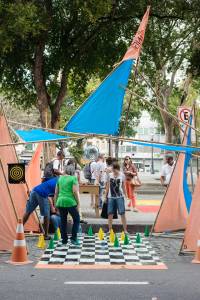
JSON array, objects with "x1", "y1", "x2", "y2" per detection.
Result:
[{"x1": 54, "y1": 165, "x2": 80, "y2": 245}]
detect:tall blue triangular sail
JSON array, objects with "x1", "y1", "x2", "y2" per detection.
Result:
[
  {"x1": 64, "y1": 7, "x2": 150, "y2": 135},
  {"x1": 183, "y1": 115, "x2": 193, "y2": 212},
  {"x1": 65, "y1": 60, "x2": 134, "y2": 135}
]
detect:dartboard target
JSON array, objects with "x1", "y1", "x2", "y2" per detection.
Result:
[{"x1": 8, "y1": 163, "x2": 25, "y2": 184}]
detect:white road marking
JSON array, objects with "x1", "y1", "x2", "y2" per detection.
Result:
[{"x1": 64, "y1": 281, "x2": 149, "y2": 285}]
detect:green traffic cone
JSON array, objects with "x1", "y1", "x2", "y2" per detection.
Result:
[
  {"x1": 124, "y1": 233, "x2": 129, "y2": 245},
  {"x1": 144, "y1": 225, "x2": 150, "y2": 237},
  {"x1": 48, "y1": 238, "x2": 55, "y2": 249},
  {"x1": 114, "y1": 235, "x2": 119, "y2": 247},
  {"x1": 53, "y1": 231, "x2": 59, "y2": 241},
  {"x1": 136, "y1": 233, "x2": 141, "y2": 244},
  {"x1": 88, "y1": 226, "x2": 93, "y2": 236}
]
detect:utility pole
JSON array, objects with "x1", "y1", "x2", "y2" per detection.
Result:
[{"x1": 151, "y1": 135, "x2": 154, "y2": 174}]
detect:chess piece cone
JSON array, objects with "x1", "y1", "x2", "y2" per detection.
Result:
[
  {"x1": 192, "y1": 240, "x2": 200, "y2": 264},
  {"x1": 88, "y1": 226, "x2": 93, "y2": 236},
  {"x1": 53, "y1": 231, "x2": 59, "y2": 241},
  {"x1": 48, "y1": 238, "x2": 55, "y2": 249},
  {"x1": 136, "y1": 233, "x2": 141, "y2": 244},
  {"x1": 110, "y1": 228, "x2": 114, "y2": 236},
  {"x1": 57, "y1": 228, "x2": 61, "y2": 240},
  {"x1": 98, "y1": 229, "x2": 104, "y2": 240},
  {"x1": 37, "y1": 234, "x2": 46, "y2": 249},
  {"x1": 124, "y1": 233, "x2": 129, "y2": 245},
  {"x1": 120, "y1": 231, "x2": 125, "y2": 242},
  {"x1": 114, "y1": 235, "x2": 119, "y2": 247},
  {"x1": 98, "y1": 228, "x2": 104, "y2": 240},
  {"x1": 109, "y1": 231, "x2": 115, "y2": 244},
  {"x1": 7, "y1": 219, "x2": 32, "y2": 265},
  {"x1": 144, "y1": 225, "x2": 149, "y2": 237}
]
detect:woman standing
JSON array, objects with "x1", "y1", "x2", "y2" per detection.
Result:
[
  {"x1": 123, "y1": 156, "x2": 138, "y2": 212},
  {"x1": 54, "y1": 165, "x2": 80, "y2": 245}
]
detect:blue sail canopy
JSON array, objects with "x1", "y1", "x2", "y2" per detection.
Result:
[
  {"x1": 16, "y1": 129, "x2": 69, "y2": 143},
  {"x1": 65, "y1": 59, "x2": 134, "y2": 135},
  {"x1": 131, "y1": 141, "x2": 200, "y2": 153}
]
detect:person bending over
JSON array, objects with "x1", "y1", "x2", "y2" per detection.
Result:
[
  {"x1": 23, "y1": 177, "x2": 58, "y2": 239},
  {"x1": 54, "y1": 165, "x2": 80, "y2": 245},
  {"x1": 105, "y1": 162, "x2": 128, "y2": 233}
]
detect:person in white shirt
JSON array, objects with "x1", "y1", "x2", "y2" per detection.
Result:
[
  {"x1": 90, "y1": 160, "x2": 97, "y2": 184},
  {"x1": 160, "y1": 155, "x2": 175, "y2": 187},
  {"x1": 53, "y1": 151, "x2": 66, "y2": 176}
]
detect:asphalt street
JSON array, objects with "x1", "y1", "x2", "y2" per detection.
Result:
[
  {"x1": 0, "y1": 236, "x2": 200, "y2": 300},
  {"x1": 0, "y1": 262, "x2": 200, "y2": 300}
]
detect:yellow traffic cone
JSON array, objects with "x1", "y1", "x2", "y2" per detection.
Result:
[
  {"x1": 57, "y1": 228, "x2": 61, "y2": 240},
  {"x1": 109, "y1": 231, "x2": 115, "y2": 244},
  {"x1": 37, "y1": 234, "x2": 46, "y2": 249},
  {"x1": 120, "y1": 231, "x2": 125, "y2": 242},
  {"x1": 98, "y1": 228, "x2": 104, "y2": 240}
]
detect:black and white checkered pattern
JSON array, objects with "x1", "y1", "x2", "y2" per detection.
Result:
[{"x1": 38, "y1": 234, "x2": 163, "y2": 266}]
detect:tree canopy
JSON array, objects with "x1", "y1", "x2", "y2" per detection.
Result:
[{"x1": 0, "y1": 0, "x2": 200, "y2": 142}]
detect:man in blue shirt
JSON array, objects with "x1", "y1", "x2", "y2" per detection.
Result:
[{"x1": 23, "y1": 177, "x2": 58, "y2": 239}]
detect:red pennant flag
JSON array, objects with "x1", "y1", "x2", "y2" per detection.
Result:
[{"x1": 122, "y1": 6, "x2": 150, "y2": 61}]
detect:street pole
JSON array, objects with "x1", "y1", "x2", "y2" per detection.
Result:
[{"x1": 151, "y1": 136, "x2": 154, "y2": 174}]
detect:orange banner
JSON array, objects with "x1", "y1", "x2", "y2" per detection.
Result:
[
  {"x1": 26, "y1": 143, "x2": 43, "y2": 190},
  {"x1": 0, "y1": 112, "x2": 39, "y2": 248},
  {"x1": 182, "y1": 175, "x2": 200, "y2": 252},
  {"x1": 122, "y1": 6, "x2": 150, "y2": 61},
  {"x1": 153, "y1": 123, "x2": 191, "y2": 232}
]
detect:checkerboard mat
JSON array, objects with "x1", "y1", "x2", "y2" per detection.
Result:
[{"x1": 36, "y1": 234, "x2": 167, "y2": 269}]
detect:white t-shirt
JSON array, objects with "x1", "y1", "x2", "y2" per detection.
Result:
[
  {"x1": 90, "y1": 161, "x2": 97, "y2": 180},
  {"x1": 53, "y1": 159, "x2": 65, "y2": 173},
  {"x1": 161, "y1": 163, "x2": 175, "y2": 185},
  {"x1": 107, "y1": 172, "x2": 125, "y2": 198},
  {"x1": 95, "y1": 161, "x2": 106, "y2": 182}
]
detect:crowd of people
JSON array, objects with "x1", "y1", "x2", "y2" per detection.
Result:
[{"x1": 22, "y1": 149, "x2": 175, "y2": 245}]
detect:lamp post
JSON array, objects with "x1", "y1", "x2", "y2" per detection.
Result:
[{"x1": 151, "y1": 135, "x2": 154, "y2": 174}]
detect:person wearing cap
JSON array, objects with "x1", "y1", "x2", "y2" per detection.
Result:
[
  {"x1": 160, "y1": 155, "x2": 175, "y2": 187},
  {"x1": 53, "y1": 150, "x2": 66, "y2": 176}
]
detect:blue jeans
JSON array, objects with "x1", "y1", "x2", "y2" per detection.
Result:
[
  {"x1": 50, "y1": 214, "x2": 61, "y2": 231},
  {"x1": 107, "y1": 197, "x2": 125, "y2": 215},
  {"x1": 99, "y1": 181, "x2": 105, "y2": 208},
  {"x1": 26, "y1": 191, "x2": 50, "y2": 218},
  {"x1": 58, "y1": 206, "x2": 80, "y2": 244}
]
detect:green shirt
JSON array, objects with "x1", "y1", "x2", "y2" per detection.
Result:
[{"x1": 56, "y1": 175, "x2": 78, "y2": 208}]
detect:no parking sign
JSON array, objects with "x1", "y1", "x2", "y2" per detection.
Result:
[{"x1": 178, "y1": 106, "x2": 195, "y2": 142}]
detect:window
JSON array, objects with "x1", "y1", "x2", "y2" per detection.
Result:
[{"x1": 126, "y1": 146, "x2": 132, "y2": 152}]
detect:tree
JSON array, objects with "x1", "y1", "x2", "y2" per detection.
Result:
[
  {"x1": 138, "y1": 4, "x2": 200, "y2": 142},
  {"x1": 1, "y1": 0, "x2": 200, "y2": 143}
]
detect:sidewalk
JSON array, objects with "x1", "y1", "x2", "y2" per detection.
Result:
[{"x1": 80, "y1": 193, "x2": 162, "y2": 233}]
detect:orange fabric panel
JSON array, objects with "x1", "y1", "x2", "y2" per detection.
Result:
[
  {"x1": 183, "y1": 176, "x2": 200, "y2": 252},
  {"x1": 0, "y1": 162, "x2": 17, "y2": 251},
  {"x1": 154, "y1": 153, "x2": 188, "y2": 232},
  {"x1": 0, "y1": 113, "x2": 39, "y2": 232},
  {"x1": 26, "y1": 143, "x2": 43, "y2": 190},
  {"x1": 122, "y1": 7, "x2": 150, "y2": 62}
]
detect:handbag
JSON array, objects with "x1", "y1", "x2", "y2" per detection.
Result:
[
  {"x1": 131, "y1": 176, "x2": 142, "y2": 187},
  {"x1": 101, "y1": 201, "x2": 118, "y2": 219}
]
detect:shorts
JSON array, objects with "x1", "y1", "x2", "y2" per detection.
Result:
[
  {"x1": 26, "y1": 191, "x2": 50, "y2": 218},
  {"x1": 107, "y1": 197, "x2": 125, "y2": 216},
  {"x1": 88, "y1": 179, "x2": 95, "y2": 184}
]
